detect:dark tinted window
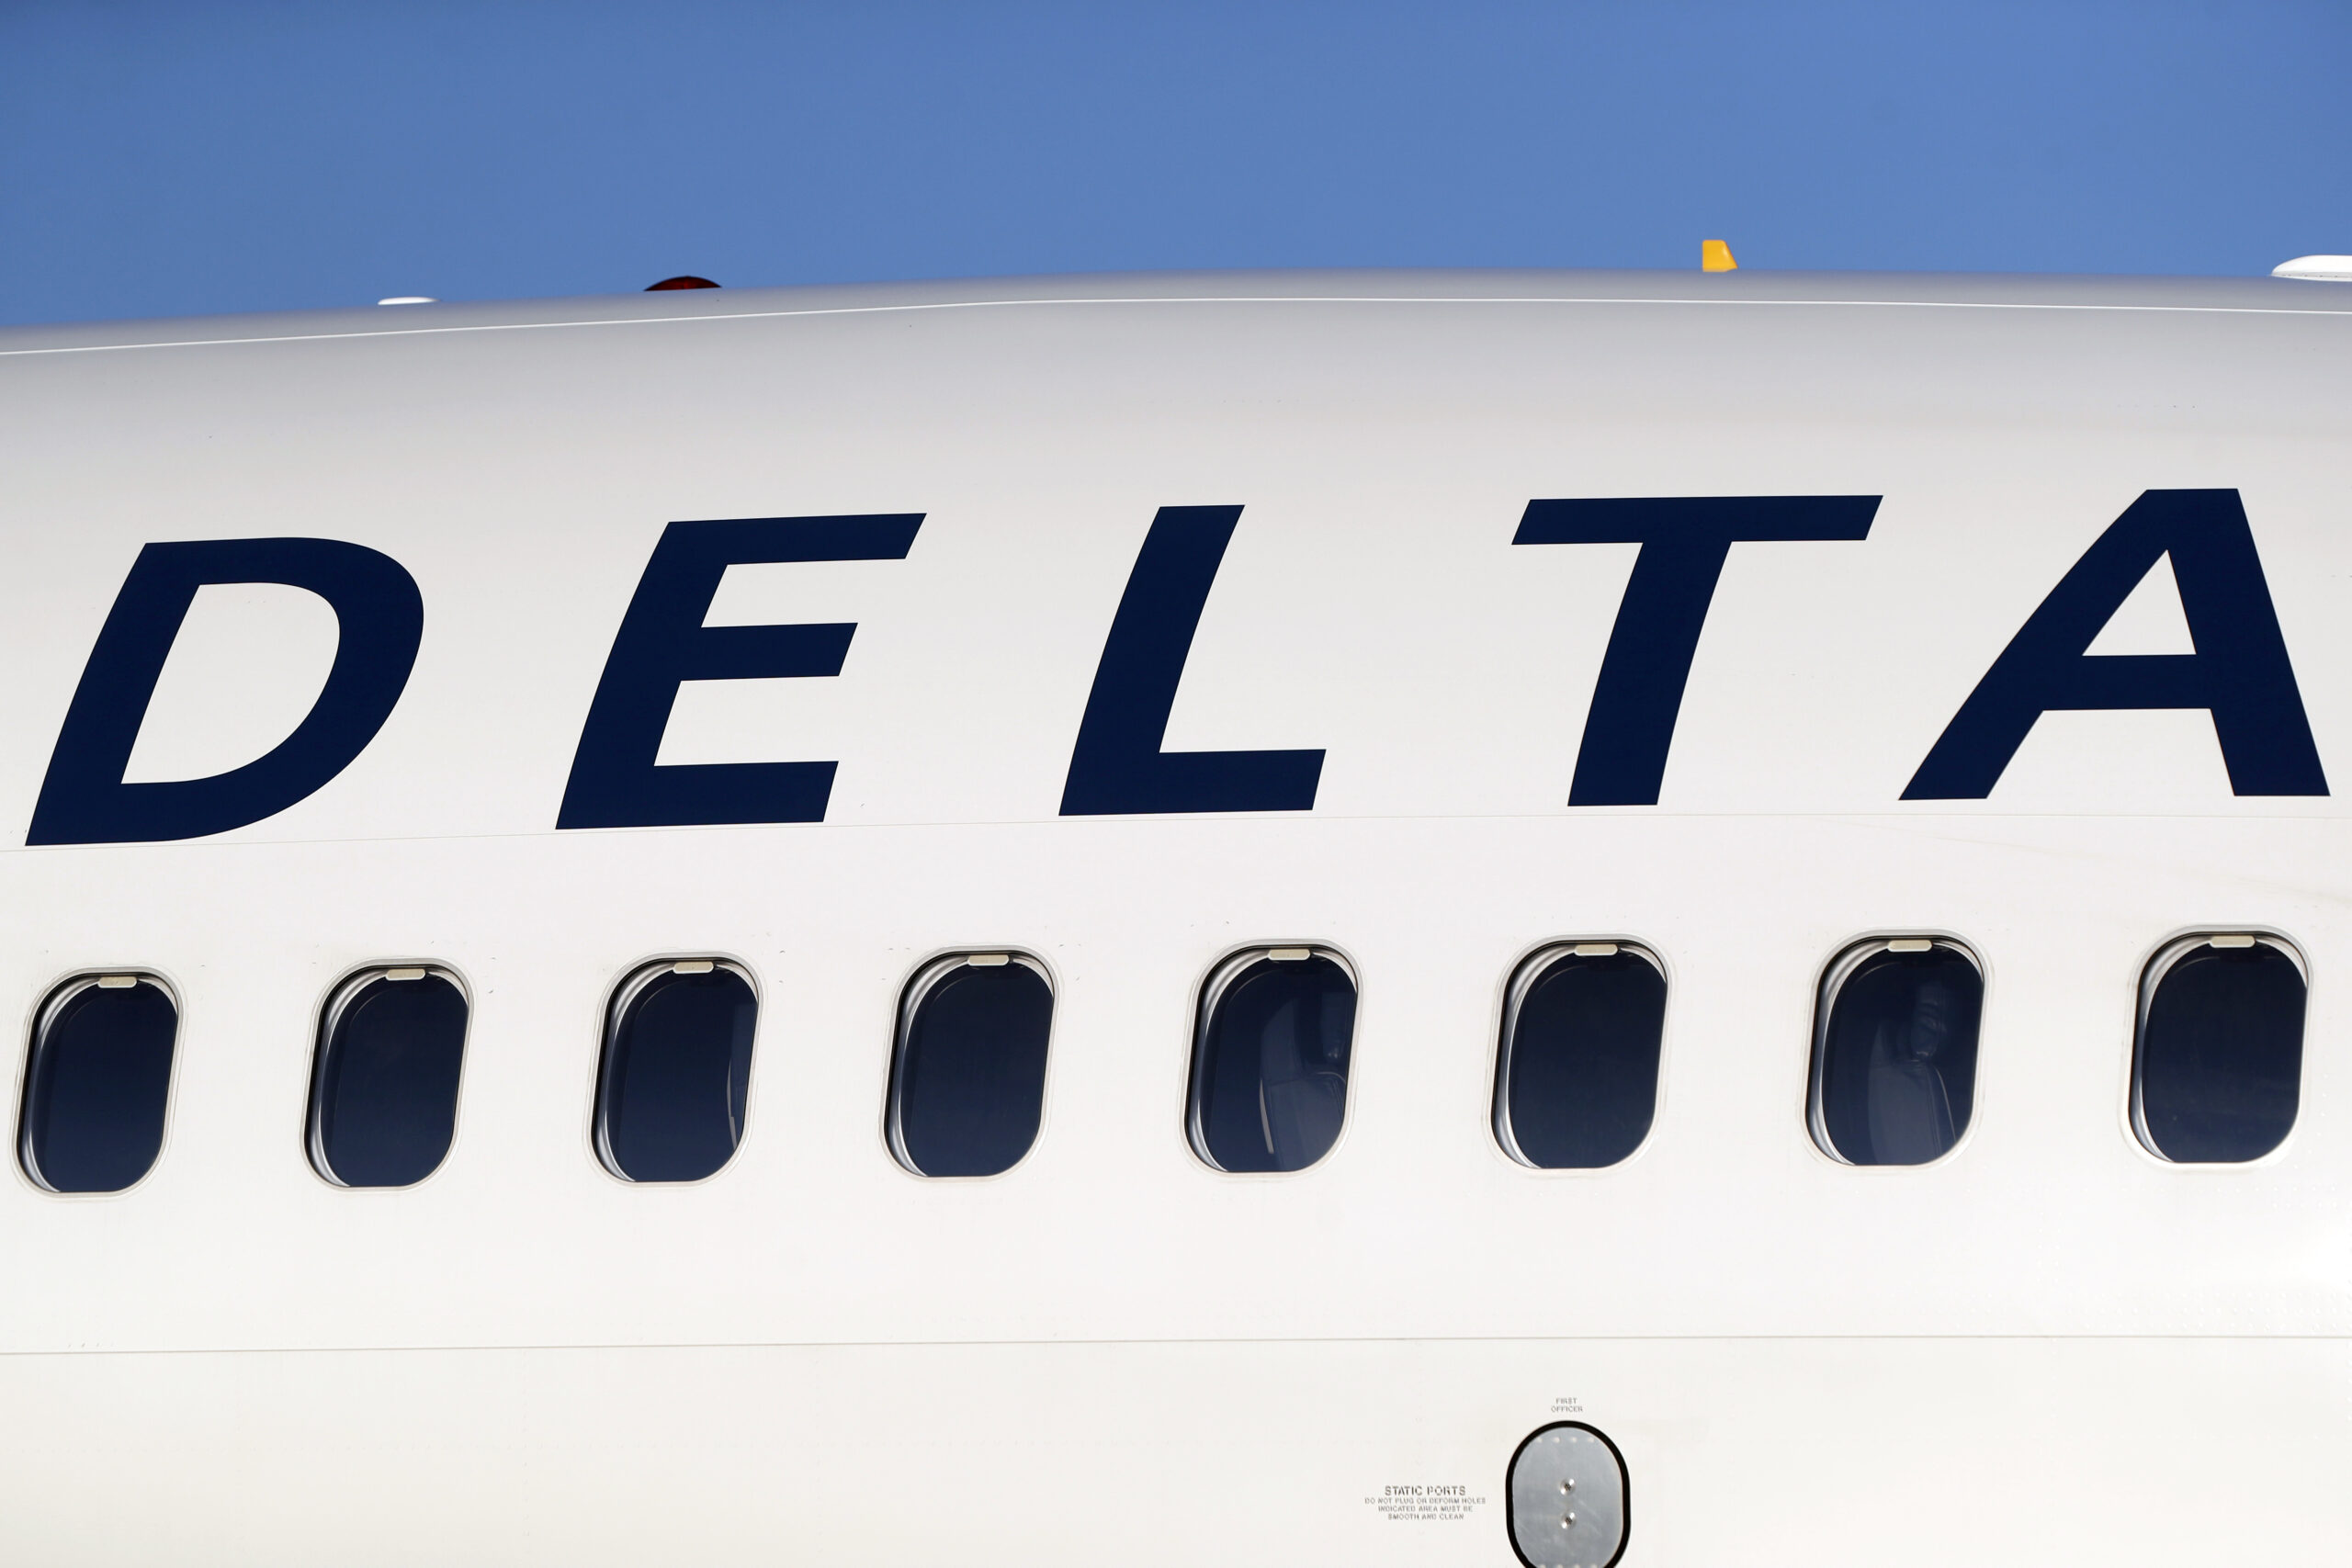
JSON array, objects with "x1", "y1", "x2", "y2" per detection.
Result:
[
  {"x1": 595, "y1": 962, "x2": 757, "y2": 1182},
  {"x1": 309, "y1": 968, "x2": 469, "y2": 1188},
  {"x1": 2134, "y1": 936, "x2": 2304, "y2": 1163},
  {"x1": 1810, "y1": 940, "x2": 1983, "y2": 1166},
  {"x1": 19, "y1": 976, "x2": 178, "y2": 1193},
  {"x1": 1189, "y1": 949, "x2": 1357, "y2": 1173},
  {"x1": 889, "y1": 955, "x2": 1053, "y2": 1178},
  {"x1": 1496, "y1": 944, "x2": 1666, "y2": 1168}
]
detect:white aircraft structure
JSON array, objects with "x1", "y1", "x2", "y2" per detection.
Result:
[{"x1": 0, "y1": 265, "x2": 2346, "y2": 1565}]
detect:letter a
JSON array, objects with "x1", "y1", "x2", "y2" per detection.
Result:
[{"x1": 1904, "y1": 490, "x2": 2325, "y2": 799}]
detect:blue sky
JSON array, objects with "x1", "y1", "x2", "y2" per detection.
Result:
[{"x1": 3, "y1": 1, "x2": 2346, "y2": 325}]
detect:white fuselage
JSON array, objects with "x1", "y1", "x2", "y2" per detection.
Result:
[{"x1": 0, "y1": 270, "x2": 2346, "y2": 1564}]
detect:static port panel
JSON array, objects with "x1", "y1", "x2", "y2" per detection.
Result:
[{"x1": 1507, "y1": 1422, "x2": 1628, "y2": 1568}]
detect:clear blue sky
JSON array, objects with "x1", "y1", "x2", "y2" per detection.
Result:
[{"x1": 3, "y1": 1, "x2": 2346, "y2": 325}]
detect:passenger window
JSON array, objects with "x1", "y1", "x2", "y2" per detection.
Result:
[
  {"x1": 1188, "y1": 947, "x2": 1357, "y2": 1173},
  {"x1": 1809, "y1": 939, "x2": 1983, "y2": 1166},
  {"x1": 308, "y1": 967, "x2": 469, "y2": 1188},
  {"x1": 594, "y1": 961, "x2": 757, "y2": 1182},
  {"x1": 18, "y1": 975, "x2": 179, "y2": 1194},
  {"x1": 1495, "y1": 942, "x2": 1666, "y2": 1168},
  {"x1": 888, "y1": 953, "x2": 1054, "y2": 1178},
  {"x1": 2132, "y1": 934, "x2": 2305, "y2": 1163}
]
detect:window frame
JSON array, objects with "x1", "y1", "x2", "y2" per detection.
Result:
[
  {"x1": 1805, "y1": 935, "x2": 1986, "y2": 1168},
  {"x1": 305, "y1": 962, "x2": 472, "y2": 1190},
  {"x1": 1491, "y1": 939, "x2": 1669, "y2": 1172},
  {"x1": 17, "y1": 969, "x2": 183, "y2": 1197},
  {"x1": 884, "y1": 950, "x2": 1057, "y2": 1179},
  {"x1": 591, "y1": 956, "x2": 762, "y2": 1185},
  {"x1": 1184, "y1": 942, "x2": 1360, "y2": 1175},
  {"x1": 2129, "y1": 930, "x2": 2307, "y2": 1166}
]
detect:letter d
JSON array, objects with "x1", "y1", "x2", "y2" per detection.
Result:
[{"x1": 28, "y1": 538, "x2": 424, "y2": 844}]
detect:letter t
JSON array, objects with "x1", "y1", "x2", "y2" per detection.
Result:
[{"x1": 1514, "y1": 496, "x2": 1880, "y2": 806}]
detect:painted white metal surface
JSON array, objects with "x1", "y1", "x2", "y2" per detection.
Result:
[
  {"x1": 0, "y1": 270, "x2": 2346, "y2": 1563},
  {"x1": 2274, "y1": 254, "x2": 2352, "y2": 282}
]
